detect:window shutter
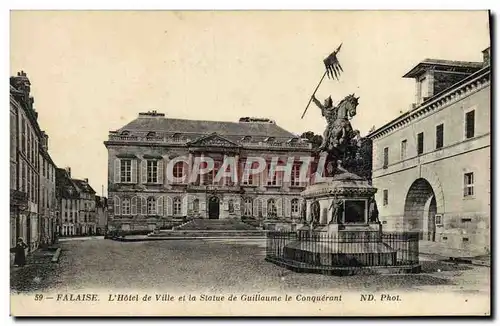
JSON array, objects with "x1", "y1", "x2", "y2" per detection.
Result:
[
  {"x1": 253, "y1": 199, "x2": 259, "y2": 217},
  {"x1": 200, "y1": 200, "x2": 206, "y2": 213},
  {"x1": 182, "y1": 196, "x2": 188, "y2": 216},
  {"x1": 131, "y1": 159, "x2": 138, "y2": 183},
  {"x1": 114, "y1": 159, "x2": 121, "y2": 183},
  {"x1": 157, "y1": 160, "x2": 164, "y2": 184},
  {"x1": 284, "y1": 198, "x2": 291, "y2": 217},
  {"x1": 141, "y1": 160, "x2": 147, "y2": 183},
  {"x1": 164, "y1": 157, "x2": 170, "y2": 185},
  {"x1": 114, "y1": 196, "x2": 121, "y2": 216},
  {"x1": 157, "y1": 196, "x2": 164, "y2": 216},
  {"x1": 139, "y1": 197, "x2": 147, "y2": 215},
  {"x1": 166, "y1": 196, "x2": 173, "y2": 216},
  {"x1": 188, "y1": 195, "x2": 194, "y2": 210},
  {"x1": 131, "y1": 196, "x2": 137, "y2": 215},
  {"x1": 277, "y1": 198, "x2": 283, "y2": 217},
  {"x1": 262, "y1": 199, "x2": 268, "y2": 218}
]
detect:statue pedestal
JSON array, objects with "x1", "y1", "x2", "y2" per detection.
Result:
[{"x1": 266, "y1": 171, "x2": 421, "y2": 275}]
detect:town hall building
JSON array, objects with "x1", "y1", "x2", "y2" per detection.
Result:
[{"x1": 104, "y1": 113, "x2": 313, "y2": 231}]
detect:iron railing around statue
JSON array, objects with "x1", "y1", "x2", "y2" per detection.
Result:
[{"x1": 265, "y1": 230, "x2": 421, "y2": 275}]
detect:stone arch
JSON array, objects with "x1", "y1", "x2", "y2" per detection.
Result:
[
  {"x1": 419, "y1": 165, "x2": 445, "y2": 214},
  {"x1": 403, "y1": 177, "x2": 441, "y2": 241}
]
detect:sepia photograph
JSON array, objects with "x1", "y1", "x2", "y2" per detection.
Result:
[{"x1": 8, "y1": 10, "x2": 491, "y2": 317}]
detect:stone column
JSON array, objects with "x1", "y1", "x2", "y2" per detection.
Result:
[
  {"x1": 234, "y1": 154, "x2": 239, "y2": 186},
  {"x1": 305, "y1": 200, "x2": 311, "y2": 223},
  {"x1": 200, "y1": 153, "x2": 205, "y2": 185},
  {"x1": 187, "y1": 152, "x2": 193, "y2": 184},
  {"x1": 223, "y1": 154, "x2": 228, "y2": 186}
]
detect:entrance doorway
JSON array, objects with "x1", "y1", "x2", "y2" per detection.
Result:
[
  {"x1": 208, "y1": 196, "x2": 220, "y2": 219},
  {"x1": 403, "y1": 178, "x2": 437, "y2": 241}
]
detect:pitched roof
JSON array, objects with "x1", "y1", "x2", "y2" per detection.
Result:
[
  {"x1": 117, "y1": 115, "x2": 296, "y2": 140},
  {"x1": 402, "y1": 59, "x2": 483, "y2": 78},
  {"x1": 73, "y1": 179, "x2": 96, "y2": 194}
]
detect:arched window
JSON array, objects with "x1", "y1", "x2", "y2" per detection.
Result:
[
  {"x1": 122, "y1": 198, "x2": 131, "y2": 215},
  {"x1": 243, "y1": 198, "x2": 253, "y2": 216},
  {"x1": 291, "y1": 198, "x2": 299, "y2": 214},
  {"x1": 192, "y1": 198, "x2": 199, "y2": 213},
  {"x1": 147, "y1": 197, "x2": 156, "y2": 215},
  {"x1": 121, "y1": 130, "x2": 130, "y2": 136},
  {"x1": 241, "y1": 135, "x2": 252, "y2": 142},
  {"x1": 256, "y1": 199, "x2": 263, "y2": 218},
  {"x1": 267, "y1": 198, "x2": 277, "y2": 218},
  {"x1": 173, "y1": 161, "x2": 185, "y2": 179},
  {"x1": 173, "y1": 197, "x2": 182, "y2": 216},
  {"x1": 172, "y1": 133, "x2": 181, "y2": 141},
  {"x1": 228, "y1": 199, "x2": 234, "y2": 213},
  {"x1": 146, "y1": 131, "x2": 156, "y2": 138}
]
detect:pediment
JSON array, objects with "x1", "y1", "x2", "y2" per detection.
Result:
[{"x1": 188, "y1": 133, "x2": 239, "y2": 148}]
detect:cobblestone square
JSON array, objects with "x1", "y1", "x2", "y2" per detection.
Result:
[{"x1": 11, "y1": 238, "x2": 490, "y2": 296}]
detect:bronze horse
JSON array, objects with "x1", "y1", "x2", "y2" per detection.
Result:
[{"x1": 312, "y1": 93, "x2": 359, "y2": 154}]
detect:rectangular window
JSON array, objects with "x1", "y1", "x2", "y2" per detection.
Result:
[
  {"x1": 27, "y1": 131, "x2": 31, "y2": 162},
  {"x1": 465, "y1": 110, "x2": 475, "y2": 139},
  {"x1": 419, "y1": 76, "x2": 429, "y2": 100},
  {"x1": 243, "y1": 199, "x2": 253, "y2": 216},
  {"x1": 383, "y1": 147, "x2": 389, "y2": 168},
  {"x1": 267, "y1": 172, "x2": 278, "y2": 186},
  {"x1": 383, "y1": 189, "x2": 388, "y2": 206},
  {"x1": 435, "y1": 214, "x2": 443, "y2": 226},
  {"x1": 147, "y1": 160, "x2": 158, "y2": 183},
  {"x1": 23, "y1": 162, "x2": 27, "y2": 193},
  {"x1": 21, "y1": 117, "x2": 26, "y2": 154},
  {"x1": 291, "y1": 164, "x2": 301, "y2": 186},
  {"x1": 122, "y1": 199, "x2": 131, "y2": 215},
  {"x1": 120, "y1": 159, "x2": 132, "y2": 183},
  {"x1": 242, "y1": 162, "x2": 258, "y2": 186},
  {"x1": 464, "y1": 172, "x2": 474, "y2": 197},
  {"x1": 436, "y1": 124, "x2": 444, "y2": 149},
  {"x1": 291, "y1": 199, "x2": 299, "y2": 214},
  {"x1": 173, "y1": 198, "x2": 182, "y2": 216},
  {"x1": 417, "y1": 132, "x2": 424, "y2": 155},
  {"x1": 400, "y1": 139, "x2": 407, "y2": 160}
]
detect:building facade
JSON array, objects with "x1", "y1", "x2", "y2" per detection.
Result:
[
  {"x1": 10, "y1": 72, "x2": 43, "y2": 251},
  {"x1": 56, "y1": 168, "x2": 97, "y2": 236},
  {"x1": 95, "y1": 196, "x2": 108, "y2": 235},
  {"x1": 369, "y1": 48, "x2": 491, "y2": 255},
  {"x1": 39, "y1": 132, "x2": 58, "y2": 245},
  {"x1": 104, "y1": 112, "x2": 314, "y2": 231}
]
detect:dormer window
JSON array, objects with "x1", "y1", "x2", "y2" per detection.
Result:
[
  {"x1": 265, "y1": 137, "x2": 276, "y2": 142},
  {"x1": 146, "y1": 131, "x2": 156, "y2": 138},
  {"x1": 121, "y1": 130, "x2": 130, "y2": 136},
  {"x1": 172, "y1": 133, "x2": 181, "y2": 141},
  {"x1": 287, "y1": 137, "x2": 299, "y2": 143},
  {"x1": 241, "y1": 136, "x2": 252, "y2": 142}
]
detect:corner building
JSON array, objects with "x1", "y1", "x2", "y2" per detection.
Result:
[
  {"x1": 104, "y1": 112, "x2": 313, "y2": 231},
  {"x1": 369, "y1": 48, "x2": 491, "y2": 256}
]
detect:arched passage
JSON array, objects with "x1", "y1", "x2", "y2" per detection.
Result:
[{"x1": 403, "y1": 178, "x2": 437, "y2": 241}]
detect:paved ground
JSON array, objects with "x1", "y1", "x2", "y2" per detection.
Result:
[{"x1": 10, "y1": 238, "x2": 490, "y2": 295}]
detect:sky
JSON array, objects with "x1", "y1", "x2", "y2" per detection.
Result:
[{"x1": 10, "y1": 10, "x2": 490, "y2": 196}]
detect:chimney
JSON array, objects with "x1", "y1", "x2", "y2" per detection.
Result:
[
  {"x1": 65, "y1": 167, "x2": 71, "y2": 177},
  {"x1": 84, "y1": 178, "x2": 89, "y2": 183}
]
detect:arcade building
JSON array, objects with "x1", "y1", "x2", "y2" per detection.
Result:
[{"x1": 368, "y1": 47, "x2": 491, "y2": 256}]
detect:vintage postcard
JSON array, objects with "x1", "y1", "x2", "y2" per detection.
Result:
[{"x1": 9, "y1": 10, "x2": 491, "y2": 317}]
